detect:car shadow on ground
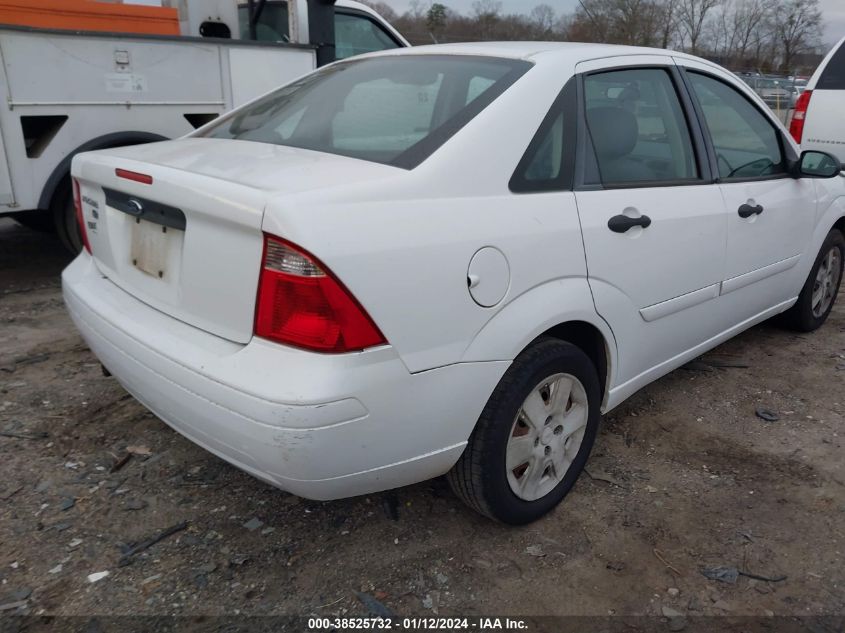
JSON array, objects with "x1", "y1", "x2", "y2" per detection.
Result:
[{"x1": 0, "y1": 217, "x2": 72, "y2": 289}]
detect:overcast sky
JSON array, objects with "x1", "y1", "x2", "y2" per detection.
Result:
[{"x1": 382, "y1": 0, "x2": 845, "y2": 48}]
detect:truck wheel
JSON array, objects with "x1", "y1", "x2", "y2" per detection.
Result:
[
  {"x1": 13, "y1": 210, "x2": 55, "y2": 233},
  {"x1": 448, "y1": 338, "x2": 601, "y2": 524},
  {"x1": 53, "y1": 180, "x2": 83, "y2": 254},
  {"x1": 782, "y1": 229, "x2": 843, "y2": 332}
]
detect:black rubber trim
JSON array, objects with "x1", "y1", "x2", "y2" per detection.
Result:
[
  {"x1": 669, "y1": 64, "x2": 714, "y2": 183},
  {"x1": 104, "y1": 188, "x2": 186, "y2": 231}
]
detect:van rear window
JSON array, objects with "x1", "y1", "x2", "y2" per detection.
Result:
[
  {"x1": 818, "y1": 42, "x2": 845, "y2": 90},
  {"x1": 199, "y1": 55, "x2": 531, "y2": 169}
]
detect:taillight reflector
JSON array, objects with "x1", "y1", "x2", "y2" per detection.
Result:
[
  {"x1": 254, "y1": 235, "x2": 386, "y2": 353},
  {"x1": 73, "y1": 178, "x2": 91, "y2": 254},
  {"x1": 789, "y1": 90, "x2": 812, "y2": 144},
  {"x1": 115, "y1": 168, "x2": 153, "y2": 185}
]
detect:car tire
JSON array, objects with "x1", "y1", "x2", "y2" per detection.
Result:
[
  {"x1": 782, "y1": 229, "x2": 844, "y2": 332},
  {"x1": 448, "y1": 337, "x2": 601, "y2": 525},
  {"x1": 53, "y1": 180, "x2": 83, "y2": 255}
]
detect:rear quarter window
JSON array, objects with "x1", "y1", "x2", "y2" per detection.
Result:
[{"x1": 818, "y1": 42, "x2": 845, "y2": 90}]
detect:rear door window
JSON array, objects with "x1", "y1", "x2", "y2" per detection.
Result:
[
  {"x1": 583, "y1": 68, "x2": 699, "y2": 186},
  {"x1": 817, "y1": 42, "x2": 845, "y2": 90}
]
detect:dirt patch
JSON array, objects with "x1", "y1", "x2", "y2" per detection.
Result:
[{"x1": 1, "y1": 217, "x2": 843, "y2": 619}]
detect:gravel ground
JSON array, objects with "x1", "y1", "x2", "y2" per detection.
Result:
[{"x1": 1, "y1": 217, "x2": 843, "y2": 625}]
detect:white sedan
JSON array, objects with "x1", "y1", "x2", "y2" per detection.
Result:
[{"x1": 63, "y1": 43, "x2": 845, "y2": 524}]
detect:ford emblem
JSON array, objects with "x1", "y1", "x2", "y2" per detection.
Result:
[{"x1": 127, "y1": 199, "x2": 144, "y2": 216}]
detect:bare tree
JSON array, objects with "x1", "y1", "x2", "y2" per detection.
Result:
[
  {"x1": 566, "y1": 0, "x2": 676, "y2": 46},
  {"x1": 408, "y1": 0, "x2": 431, "y2": 20},
  {"x1": 732, "y1": 0, "x2": 774, "y2": 63},
  {"x1": 775, "y1": 0, "x2": 822, "y2": 72},
  {"x1": 572, "y1": 0, "x2": 611, "y2": 41},
  {"x1": 530, "y1": 4, "x2": 557, "y2": 36},
  {"x1": 655, "y1": 0, "x2": 680, "y2": 48},
  {"x1": 471, "y1": 0, "x2": 503, "y2": 39},
  {"x1": 385, "y1": 0, "x2": 822, "y2": 74},
  {"x1": 355, "y1": 0, "x2": 399, "y2": 21},
  {"x1": 471, "y1": 0, "x2": 503, "y2": 18},
  {"x1": 614, "y1": 0, "x2": 664, "y2": 46},
  {"x1": 677, "y1": 0, "x2": 721, "y2": 54}
]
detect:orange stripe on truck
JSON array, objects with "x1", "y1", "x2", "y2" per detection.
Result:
[{"x1": 0, "y1": 0, "x2": 179, "y2": 36}]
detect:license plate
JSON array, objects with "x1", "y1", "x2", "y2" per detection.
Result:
[{"x1": 130, "y1": 219, "x2": 177, "y2": 280}]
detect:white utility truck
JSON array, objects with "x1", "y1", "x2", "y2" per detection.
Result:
[{"x1": 0, "y1": 0, "x2": 408, "y2": 251}]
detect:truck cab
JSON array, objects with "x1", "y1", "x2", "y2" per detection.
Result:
[{"x1": 174, "y1": 0, "x2": 406, "y2": 59}]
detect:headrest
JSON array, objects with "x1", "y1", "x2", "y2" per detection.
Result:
[{"x1": 586, "y1": 107, "x2": 639, "y2": 161}]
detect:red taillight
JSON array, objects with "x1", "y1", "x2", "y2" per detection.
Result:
[
  {"x1": 73, "y1": 178, "x2": 91, "y2": 254},
  {"x1": 789, "y1": 90, "x2": 812, "y2": 144},
  {"x1": 254, "y1": 234, "x2": 386, "y2": 353},
  {"x1": 115, "y1": 168, "x2": 153, "y2": 185}
]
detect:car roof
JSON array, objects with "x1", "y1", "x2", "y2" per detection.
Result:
[{"x1": 363, "y1": 41, "x2": 712, "y2": 67}]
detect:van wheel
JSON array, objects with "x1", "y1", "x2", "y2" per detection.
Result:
[
  {"x1": 448, "y1": 338, "x2": 601, "y2": 524},
  {"x1": 53, "y1": 180, "x2": 83, "y2": 255},
  {"x1": 782, "y1": 229, "x2": 843, "y2": 332}
]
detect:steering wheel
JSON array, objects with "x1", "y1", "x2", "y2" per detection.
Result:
[{"x1": 728, "y1": 157, "x2": 774, "y2": 178}]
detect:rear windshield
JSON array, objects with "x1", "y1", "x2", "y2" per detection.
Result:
[
  {"x1": 199, "y1": 55, "x2": 531, "y2": 169},
  {"x1": 818, "y1": 41, "x2": 845, "y2": 90}
]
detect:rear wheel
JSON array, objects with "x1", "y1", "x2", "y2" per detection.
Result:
[
  {"x1": 448, "y1": 338, "x2": 601, "y2": 524},
  {"x1": 782, "y1": 229, "x2": 844, "y2": 332},
  {"x1": 52, "y1": 179, "x2": 83, "y2": 255}
]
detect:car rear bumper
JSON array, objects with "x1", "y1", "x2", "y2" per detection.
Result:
[{"x1": 62, "y1": 254, "x2": 508, "y2": 499}]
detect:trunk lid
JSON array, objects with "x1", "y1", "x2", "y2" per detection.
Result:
[{"x1": 73, "y1": 138, "x2": 399, "y2": 343}]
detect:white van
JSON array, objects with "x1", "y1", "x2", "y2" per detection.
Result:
[{"x1": 791, "y1": 35, "x2": 845, "y2": 160}]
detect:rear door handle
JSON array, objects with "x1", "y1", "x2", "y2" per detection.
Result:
[
  {"x1": 608, "y1": 214, "x2": 652, "y2": 233},
  {"x1": 738, "y1": 203, "x2": 764, "y2": 218}
]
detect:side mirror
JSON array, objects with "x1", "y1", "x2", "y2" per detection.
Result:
[{"x1": 796, "y1": 150, "x2": 842, "y2": 178}]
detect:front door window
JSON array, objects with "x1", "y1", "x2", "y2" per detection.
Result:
[
  {"x1": 687, "y1": 72, "x2": 787, "y2": 180},
  {"x1": 584, "y1": 68, "x2": 699, "y2": 185}
]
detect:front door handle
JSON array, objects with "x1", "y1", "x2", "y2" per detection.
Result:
[
  {"x1": 608, "y1": 214, "x2": 652, "y2": 233},
  {"x1": 738, "y1": 203, "x2": 764, "y2": 218}
]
